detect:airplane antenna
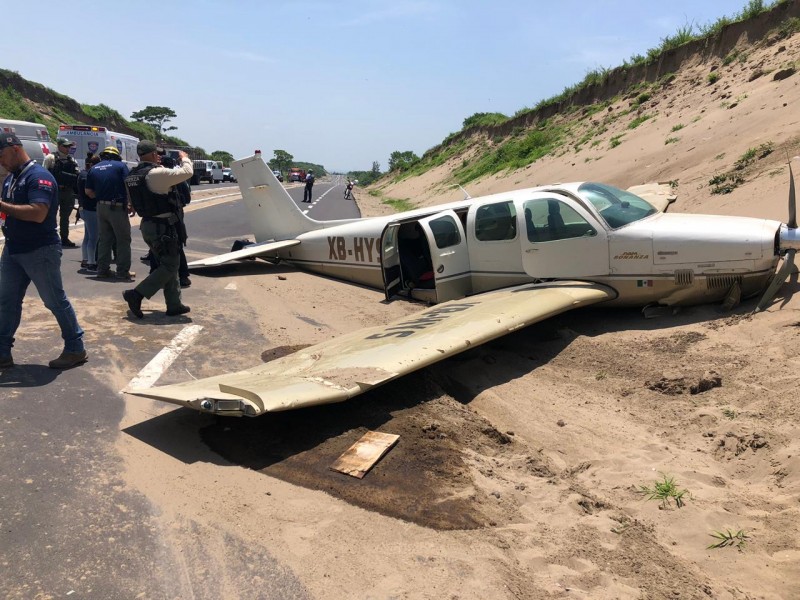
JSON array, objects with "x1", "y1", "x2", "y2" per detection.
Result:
[{"x1": 451, "y1": 184, "x2": 471, "y2": 200}]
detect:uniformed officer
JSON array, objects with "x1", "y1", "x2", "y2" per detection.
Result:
[
  {"x1": 85, "y1": 146, "x2": 134, "y2": 280},
  {"x1": 0, "y1": 133, "x2": 87, "y2": 369},
  {"x1": 42, "y1": 137, "x2": 79, "y2": 247},
  {"x1": 122, "y1": 141, "x2": 193, "y2": 318}
]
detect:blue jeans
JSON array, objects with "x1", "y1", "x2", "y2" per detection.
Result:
[
  {"x1": 81, "y1": 209, "x2": 98, "y2": 264},
  {"x1": 0, "y1": 244, "x2": 85, "y2": 357}
]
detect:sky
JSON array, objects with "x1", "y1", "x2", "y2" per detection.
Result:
[{"x1": 1, "y1": 0, "x2": 750, "y2": 172}]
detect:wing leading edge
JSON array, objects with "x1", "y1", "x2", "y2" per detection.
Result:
[
  {"x1": 124, "y1": 281, "x2": 616, "y2": 416},
  {"x1": 187, "y1": 239, "x2": 300, "y2": 267}
]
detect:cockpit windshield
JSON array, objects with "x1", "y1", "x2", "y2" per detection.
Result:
[{"x1": 577, "y1": 182, "x2": 658, "y2": 229}]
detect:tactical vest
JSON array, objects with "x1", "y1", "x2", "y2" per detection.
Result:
[
  {"x1": 125, "y1": 163, "x2": 178, "y2": 218},
  {"x1": 53, "y1": 155, "x2": 78, "y2": 187}
]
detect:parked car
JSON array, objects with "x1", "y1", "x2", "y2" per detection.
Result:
[
  {"x1": 222, "y1": 167, "x2": 236, "y2": 183},
  {"x1": 272, "y1": 169, "x2": 284, "y2": 182}
]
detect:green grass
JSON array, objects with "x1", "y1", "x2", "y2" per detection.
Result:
[
  {"x1": 665, "y1": 137, "x2": 680, "y2": 145},
  {"x1": 709, "y1": 172, "x2": 746, "y2": 194},
  {"x1": 628, "y1": 114, "x2": 653, "y2": 129},
  {"x1": 722, "y1": 408, "x2": 737, "y2": 419},
  {"x1": 707, "y1": 72, "x2": 721, "y2": 84},
  {"x1": 453, "y1": 125, "x2": 564, "y2": 184},
  {"x1": 639, "y1": 474, "x2": 689, "y2": 508},
  {"x1": 708, "y1": 529, "x2": 749, "y2": 550},
  {"x1": 382, "y1": 197, "x2": 415, "y2": 212},
  {"x1": 671, "y1": 123, "x2": 685, "y2": 132},
  {"x1": 609, "y1": 135, "x2": 624, "y2": 149}
]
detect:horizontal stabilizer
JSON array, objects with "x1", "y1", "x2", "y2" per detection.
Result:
[
  {"x1": 125, "y1": 281, "x2": 616, "y2": 416},
  {"x1": 627, "y1": 182, "x2": 677, "y2": 212},
  {"x1": 188, "y1": 239, "x2": 300, "y2": 267}
]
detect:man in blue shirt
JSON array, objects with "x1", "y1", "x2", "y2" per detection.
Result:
[
  {"x1": 0, "y1": 133, "x2": 87, "y2": 369},
  {"x1": 85, "y1": 146, "x2": 134, "y2": 280}
]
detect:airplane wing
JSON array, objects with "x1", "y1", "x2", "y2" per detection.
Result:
[
  {"x1": 187, "y1": 239, "x2": 300, "y2": 267},
  {"x1": 125, "y1": 281, "x2": 615, "y2": 417},
  {"x1": 626, "y1": 182, "x2": 677, "y2": 212}
]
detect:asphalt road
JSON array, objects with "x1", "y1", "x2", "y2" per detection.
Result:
[{"x1": 0, "y1": 176, "x2": 355, "y2": 598}]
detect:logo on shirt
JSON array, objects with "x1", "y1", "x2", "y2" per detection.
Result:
[{"x1": 38, "y1": 179, "x2": 53, "y2": 187}]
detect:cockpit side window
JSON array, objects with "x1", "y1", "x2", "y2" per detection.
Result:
[
  {"x1": 474, "y1": 201, "x2": 517, "y2": 241},
  {"x1": 523, "y1": 198, "x2": 596, "y2": 242},
  {"x1": 428, "y1": 215, "x2": 461, "y2": 249}
]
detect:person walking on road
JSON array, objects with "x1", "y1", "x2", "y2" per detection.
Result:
[
  {"x1": 85, "y1": 146, "x2": 134, "y2": 281},
  {"x1": 303, "y1": 169, "x2": 315, "y2": 203},
  {"x1": 42, "y1": 137, "x2": 80, "y2": 247},
  {"x1": 122, "y1": 142, "x2": 193, "y2": 319},
  {"x1": 0, "y1": 133, "x2": 87, "y2": 369}
]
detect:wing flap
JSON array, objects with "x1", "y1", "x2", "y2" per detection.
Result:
[
  {"x1": 187, "y1": 239, "x2": 300, "y2": 267},
  {"x1": 125, "y1": 281, "x2": 615, "y2": 416}
]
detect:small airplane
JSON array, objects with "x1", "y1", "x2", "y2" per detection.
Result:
[{"x1": 124, "y1": 153, "x2": 800, "y2": 417}]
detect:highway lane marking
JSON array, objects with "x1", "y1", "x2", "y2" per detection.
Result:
[
  {"x1": 302, "y1": 183, "x2": 339, "y2": 214},
  {"x1": 125, "y1": 324, "x2": 204, "y2": 390}
]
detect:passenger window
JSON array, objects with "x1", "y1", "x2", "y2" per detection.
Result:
[
  {"x1": 523, "y1": 198, "x2": 596, "y2": 242},
  {"x1": 474, "y1": 201, "x2": 517, "y2": 241},
  {"x1": 428, "y1": 215, "x2": 461, "y2": 249}
]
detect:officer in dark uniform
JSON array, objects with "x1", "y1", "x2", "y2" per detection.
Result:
[
  {"x1": 42, "y1": 137, "x2": 79, "y2": 247},
  {"x1": 122, "y1": 141, "x2": 193, "y2": 318},
  {"x1": 303, "y1": 170, "x2": 315, "y2": 203}
]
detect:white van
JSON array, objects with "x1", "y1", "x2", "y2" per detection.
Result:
[
  {"x1": 57, "y1": 124, "x2": 139, "y2": 169},
  {"x1": 0, "y1": 118, "x2": 57, "y2": 172}
]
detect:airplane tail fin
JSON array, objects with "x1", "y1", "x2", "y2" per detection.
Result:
[{"x1": 231, "y1": 154, "x2": 319, "y2": 242}]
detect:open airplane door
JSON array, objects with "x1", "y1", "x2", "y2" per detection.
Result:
[
  {"x1": 519, "y1": 197, "x2": 609, "y2": 278},
  {"x1": 418, "y1": 210, "x2": 472, "y2": 303},
  {"x1": 381, "y1": 222, "x2": 402, "y2": 300}
]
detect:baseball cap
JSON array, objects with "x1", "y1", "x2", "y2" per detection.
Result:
[
  {"x1": 137, "y1": 140, "x2": 157, "y2": 156},
  {"x1": 56, "y1": 137, "x2": 75, "y2": 147},
  {"x1": 0, "y1": 133, "x2": 23, "y2": 150}
]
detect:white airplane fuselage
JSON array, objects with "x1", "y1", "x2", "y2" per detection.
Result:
[{"x1": 231, "y1": 168, "x2": 784, "y2": 308}]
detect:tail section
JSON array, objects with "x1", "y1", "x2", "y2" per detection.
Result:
[{"x1": 231, "y1": 154, "x2": 319, "y2": 242}]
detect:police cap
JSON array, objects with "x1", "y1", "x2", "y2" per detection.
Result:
[
  {"x1": 137, "y1": 140, "x2": 158, "y2": 156},
  {"x1": 0, "y1": 133, "x2": 23, "y2": 150}
]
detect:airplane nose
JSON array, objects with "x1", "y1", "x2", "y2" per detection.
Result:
[{"x1": 780, "y1": 224, "x2": 800, "y2": 253}]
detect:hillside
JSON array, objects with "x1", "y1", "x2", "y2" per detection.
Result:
[
  {"x1": 366, "y1": 1, "x2": 800, "y2": 227},
  {"x1": 0, "y1": 68, "x2": 188, "y2": 147}
]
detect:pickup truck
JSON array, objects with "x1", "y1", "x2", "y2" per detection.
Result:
[
  {"x1": 287, "y1": 167, "x2": 305, "y2": 182},
  {"x1": 192, "y1": 160, "x2": 223, "y2": 184}
]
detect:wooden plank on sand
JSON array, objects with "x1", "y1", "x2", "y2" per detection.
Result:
[{"x1": 330, "y1": 431, "x2": 400, "y2": 479}]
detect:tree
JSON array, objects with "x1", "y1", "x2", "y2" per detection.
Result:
[
  {"x1": 388, "y1": 150, "x2": 419, "y2": 172},
  {"x1": 269, "y1": 149, "x2": 293, "y2": 174},
  {"x1": 130, "y1": 106, "x2": 178, "y2": 134},
  {"x1": 371, "y1": 161, "x2": 381, "y2": 177},
  {"x1": 210, "y1": 150, "x2": 234, "y2": 166}
]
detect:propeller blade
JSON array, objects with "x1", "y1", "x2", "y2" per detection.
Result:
[
  {"x1": 755, "y1": 248, "x2": 796, "y2": 313},
  {"x1": 789, "y1": 161, "x2": 797, "y2": 229}
]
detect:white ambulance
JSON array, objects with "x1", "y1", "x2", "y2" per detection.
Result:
[
  {"x1": 57, "y1": 124, "x2": 139, "y2": 169},
  {"x1": 0, "y1": 118, "x2": 57, "y2": 171}
]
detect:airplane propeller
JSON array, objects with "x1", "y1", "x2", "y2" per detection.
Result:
[{"x1": 755, "y1": 159, "x2": 798, "y2": 312}]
